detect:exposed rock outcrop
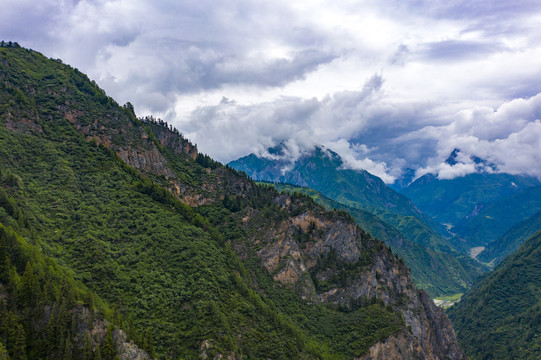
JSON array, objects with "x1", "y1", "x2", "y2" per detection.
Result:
[{"x1": 239, "y1": 194, "x2": 466, "y2": 359}]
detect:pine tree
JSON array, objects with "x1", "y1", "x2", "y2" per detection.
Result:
[
  {"x1": 0, "y1": 341, "x2": 10, "y2": 360},
  {"x1": 83, "y1": 333, "x2": 93, "y2": 360},
  {"x1": 94, "y1": 343, "x2": 102, "y2": 360},
  {"x1": 62, "y1": 336, "x2": 71, "y2": 360},
  {"x1": 143, "y1": 328, "x2": 156, "y2": 358},
  {"x1": 20, "y1": 262, "x2": 37, "y2": 306},
  {"x1": 9, "y1": 322, "x2": 27, "y2": 360},
  {"x1": 100, "y1": 326, "x2": 117, "y2": 360}
]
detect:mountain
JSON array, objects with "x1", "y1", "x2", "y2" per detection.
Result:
[
  {"x1": 229, "y1": 146, "x2": 452, "y2": 248},
  {"x1": 0, "y1": 44, "x2": 466, "y2": 359},
  {"x1": 230, "y1": 145, "x2": 427, "y2": 219},
  {"x1": 230, "y1": 146, "x2": 487, "y2": 295},
  {"x1": 0, "y1": 198, "x2": 152, "y2": 360},
  {"x1": 270, "y1": 183, "x2": 486, "y2": 297},
  {"x1": 447, "y1": 231, "x2": 541, "y2": 359},
  {"x1": 402, "y1": 166, "x2": 540, "y2": 229},
  {"x1": 451, "y1": 186, "x2": 541, "y2": 252},
  {"x1": 401, "y1": 149, "x2": 541, "y2": 254},
  {"x1": 477, "y1": 209, "x2": 541, "y2": 266}
]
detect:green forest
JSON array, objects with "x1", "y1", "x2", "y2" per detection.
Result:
[
  {"x1": 448, "y1": 231, "x2": 541, "y2": 359},
  {"x1": 0, "y1": 44, "x2": 417, "y2": 360}
]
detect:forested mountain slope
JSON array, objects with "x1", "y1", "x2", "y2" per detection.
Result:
[
  {"x1": 0, "y1": 44, "x2": 465, "y2": 359},
  {"x1": 451, "y1": 186, "x2": 541, "y2": 252},
  {"x1": 477, "y1": 209, "x2": 541, "y2": 266},
  {"x1": 448, "y1": 231, "x2": 541, "y2": 359},
  {"x1": 402, "y1": 150, "x2": 540, "y2": 228},
  {"x1": 0, "y1": 187, "x2": 152, "y2": 360}
]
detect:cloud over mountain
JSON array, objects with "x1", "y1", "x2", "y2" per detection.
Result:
[{"x1": 5, "y1": 0, "x2": 541, "y2": 182}]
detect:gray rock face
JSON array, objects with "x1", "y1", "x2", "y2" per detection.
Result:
[
  {"x1": 240, "y1": 195, "x2": 466, "y2": 360},
  {"x1": 114, "y1": 329, "x2": 153, "y2": 360}
]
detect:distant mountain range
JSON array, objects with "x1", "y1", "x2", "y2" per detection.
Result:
[
  {"x1": 230, "y1": 145, "x2": 425, "y2": 218},
  {"x1": 400, "y1": 150, "x2": 541, "y2": 256}
]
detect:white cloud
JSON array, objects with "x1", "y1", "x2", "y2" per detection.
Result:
[
  {"x1": 4, "y1": 0, "x2": 541, "y2": 183},
  {"x1": 413, "y1": 94, "x2": 541, "y2": 180},
  {"x1": 328, "y1": 139, "x2": 397, "y2": 183}
]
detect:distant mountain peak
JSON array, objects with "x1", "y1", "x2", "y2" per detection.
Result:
[
  {"x1": 444, "y1": 148, "x2": 497, "y2": 172},
  {"x1": 266, "y1": 142, "x2": 287, "y2": 156},
  {"x1": 445, "y1": 148, "x2": 461, "y2": 166}
]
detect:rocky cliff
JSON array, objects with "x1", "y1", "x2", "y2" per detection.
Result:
[{"x1": 235, "y1": 192, "x2": 465, "y2": 359}]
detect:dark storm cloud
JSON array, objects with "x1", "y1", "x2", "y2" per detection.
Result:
[
  {"x1": 2, "y1": 0, "x2": 337, "y2": 108},
  {"x1": 431, "y1": 0, "x2": 541, "y2": 21},
  {"x1": 0, "y1": 0, "x2": 77, "y2": 42},
  {"x1": 389, "y1": 44, "x2": 410, "y2": 66},
  {"x1": 210, "y1": 49, "x2": 337, "y2": 88}
]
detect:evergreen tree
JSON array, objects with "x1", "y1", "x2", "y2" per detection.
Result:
[
  {"x1": 62, "y1": 337, "x2": 71, "y2": 360},
  {"x1": 143, "y1": 328, "x2": 156, "y2": 358},
  {"x1": 0, "y1": 341, "x2": 10, "y2": 360},
  {"x1": 94, "y1": 343, "x2": 102, "y2": 360},
  {"x1": 20, "y1": 262, "x2": 37, "y2": 306},
  {"x1": 8, "y1": 322, "x2": 27, "y2": 360},
  {"x1": 100, "y1": 326, "x2": 117, "y2": 360},
  {"x1": 82, "y1": 333, "x2": 93, "y2": 360}
]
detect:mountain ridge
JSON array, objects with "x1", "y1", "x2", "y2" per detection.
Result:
[
  {"x1": 477, "y1": 209, "x2": 541, "y2": 265},
  {"x1": 0, "y1": 44, "x2": 465, "y2": 359},
  {"x1": 268, "y1": 183, "x2": 486, "y2": 297}
]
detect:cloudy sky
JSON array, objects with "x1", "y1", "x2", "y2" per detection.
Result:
[{"x1": 3, "y1": 0, "x2": 541, "y2": 183}]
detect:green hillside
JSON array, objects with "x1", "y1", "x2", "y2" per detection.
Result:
[
  {"x1": 0, "y1": 44, "x2": 465, "y2": 359},
  {"x1": 451, "y1": 186, "x2": 541, "y2": 252},
  {"x1": 448, "y1": 231, "x2": 541, "y2": 359},
  {"x1": 477, "y1": 210, "x2": 541, "y2": 266},
  {"x1": 270, "y1": 183, "x2": 485, "y2": 297},
  {"x1": 0, "y1": 189, "x2": 143, "y2": 360}
]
